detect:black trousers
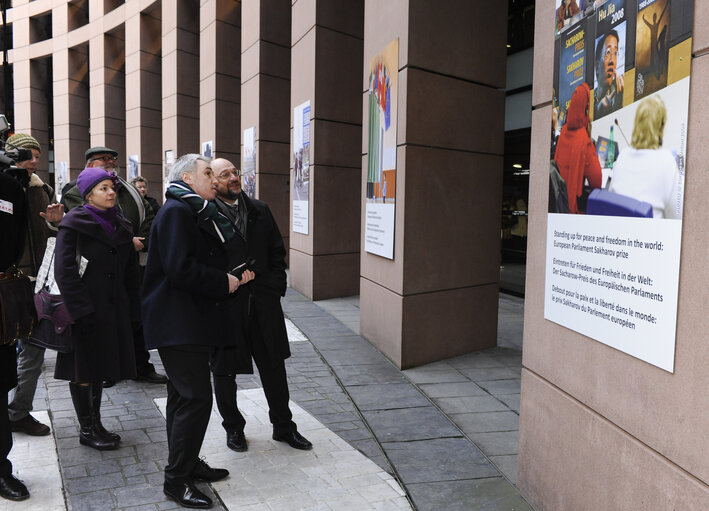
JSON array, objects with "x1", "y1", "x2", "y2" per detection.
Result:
[
  {"x1": 0, "y1": 392, "x2": 12, "y2": 478},
  {"x1": 213, "y1": 320, "x2": 295, "y2": 436},
  {"x1": 132, "y1": 324, "x2": 155, "y2": 376},
  {"x1": 158, "y1": 346, "x2": 213, "y2": 485},
  {"x1": 133, "y1": 266, "x2": 155, "y2": 376},
  {"x1": 0, "y1": 344, "x2": 17, "y2": 478}
]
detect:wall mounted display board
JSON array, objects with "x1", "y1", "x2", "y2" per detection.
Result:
[
  {"x1": 546, "y1": 0, "x2": 693, "y2": 372},
  {"x1": 242, "y1": 127, "x2": 256, "y2": 199},
  {"x1": 292, "y1": 100, "x2": 311, "y2": 235},
  {"x1": 365, "y1": 38, "x2": 399, "y2": 260}
]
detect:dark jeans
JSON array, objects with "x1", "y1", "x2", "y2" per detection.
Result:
[{"x1": 158, "y1": 346, "x2": 213, "y2": 485}]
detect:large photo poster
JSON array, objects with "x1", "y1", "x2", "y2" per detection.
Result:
[
  {"x1": 242, "y1": 127, "x2": 256, "y2": 199},
  {"x1": 547, "y1": 0, "x2": 693, "y2": 372},
  {"x1": 292, "y1": 100, "x2": 310, "y2": 235},
  {"x1": 365, "y1": 38, "x2": 398, "y2": 259}
]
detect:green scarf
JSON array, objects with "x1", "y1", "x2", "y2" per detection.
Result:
[{"x1": 166, "y1": 181, "x2": 235, "y2": 242}]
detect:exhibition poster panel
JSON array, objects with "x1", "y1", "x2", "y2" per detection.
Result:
[
  {"x1": 242, "y1": 127, "x2": 256, "y2": 199},
  {"x1": 547, "y1": 0, "x2": 693, "y2": 372},
  {"x1": 365, "y1": 38, "x2": 398, "y2": 260},
  {"x1": 292, "y1": 100, "x2": 311, "y2": 235}
]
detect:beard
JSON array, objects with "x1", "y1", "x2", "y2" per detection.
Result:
[{"x1": 222, "y1": 187, "x2": 240, "y2": 201}]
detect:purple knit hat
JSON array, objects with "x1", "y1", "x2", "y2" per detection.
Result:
[{"x1": 77, "y1": 167, "x2": 118, "y2": 199}]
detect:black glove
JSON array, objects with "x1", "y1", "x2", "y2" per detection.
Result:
[{"x1": 73, "y1": 313, "x2": 97, "y2": 338}]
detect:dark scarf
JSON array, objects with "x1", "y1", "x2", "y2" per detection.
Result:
[
  {"x1": 166, "y1": 181, "x2": 235, "y2": 242},
  {"x1": 84, "y1": 204, "x2": 119, "y2": 237}
]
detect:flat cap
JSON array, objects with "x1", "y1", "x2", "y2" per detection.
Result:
[{"x1": 85, "y1": 146, "x2": 118, "y2": 160}]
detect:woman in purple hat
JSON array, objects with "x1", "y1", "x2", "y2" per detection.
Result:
[{"x1": 54, "y1": 167, "x2": 139, "y2": 450}]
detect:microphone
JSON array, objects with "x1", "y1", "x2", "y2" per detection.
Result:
[{"x1": 613, "y1": 119, "x2": 630, "y2": 145}]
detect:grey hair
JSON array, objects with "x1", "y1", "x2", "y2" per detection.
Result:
[
  {"x1": 167, "y1": 154, "x2": 211, "y2": 183},
  {"x1": 130, "y1": 176, "x2": 147, "y2": 185}
]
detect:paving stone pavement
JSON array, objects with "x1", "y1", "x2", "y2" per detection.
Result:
[
  {"x1": 4, "y1": 289, "x2": 533, "y2": 510},
  {"x1": 155, "y1": 389, "x2": 410, "y2": 510}
]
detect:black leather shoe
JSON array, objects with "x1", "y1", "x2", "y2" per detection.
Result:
[
  {"x1": 272, "y1": 430, "x2": 313, "y2": 450},
  {"x1": 133, "y1": 370, "x2": 168, "y2": 384},
  {"x1": 164, "y1": 480, "x2": 212, "y2": 509},
  {"x1": 0, "y1": 475, "x2": 29, "y2": 501},
  {"x1": 226, "y1": 431, "x2": 247, "y2": 452},
  {"x1": 191, "y1": 459, "x2": 229, "y2": 482},
  {"x1": 102, "y1": 380, "x2": 115, "y2": 388},
  {"x1": 9, "y1": 414, "x2": 50, "y2": 436}
]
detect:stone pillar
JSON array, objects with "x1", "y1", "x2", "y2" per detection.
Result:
[
  {"x1": 10, "y1": 11, "x2": 51, "y2": 181},
  {"x1": 241, "y1": 0, "x2": 291, "y2": 250},
  {"x1": 200, "y1": 0, "x2": 240, "y2": 164},
  {"x1": 89, "y1": 21, "x2": 126, "y2": 165},
  {"x1": 288, "y1": 0, "x2": 364, "y2": 300},
  {"x1": 53, "y1": 44, "x2": 90, "y2": 180},
  {"x1": 518, "y1": 1, "x2": 709, "y2": 509},
  {"x1": 52, "y1": 3, "x2": 90, "y2": 182},
  {"x1": 125, "y1": 4, "x2": 163, "y2": 196},
  {"x1": 360, "y1": 0, "x2": 507, "y2": 368},
  {"x1": 163, "y1": 0, "x2": 200, "y2": 163}
]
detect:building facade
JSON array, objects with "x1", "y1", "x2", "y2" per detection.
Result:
[{"x1": 5, "y1": 0, "x2": 707, "y2": 509}]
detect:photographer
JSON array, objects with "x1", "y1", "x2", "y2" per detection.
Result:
[
  {"x1": 0, "y1": 170, "x2": 30, "y2": 501},
  {"x1": 4, "y1": 134, "x2": 63, "y2": 438}
]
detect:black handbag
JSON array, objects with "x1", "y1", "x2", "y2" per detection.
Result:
[
  {"x1": 28, "y1": 289, "x2": 73, "y2": 353},
  {"x1": 0, "y1": 267, "x2": 36, "y2": 345}
]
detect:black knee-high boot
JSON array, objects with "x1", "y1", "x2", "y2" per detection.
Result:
[
  {"x1": 91, "y1": 382, "x2": 120, "y2": 442},
  {"x1": 69, "y1": 382, "x2": 119, "y2": 451}
]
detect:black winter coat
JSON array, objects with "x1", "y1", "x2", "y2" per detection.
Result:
[
  {"x1": 53, "y1": 207, "x2": 139, "y2": 382},
  {"x1": 142, "y1": 198, "x2": 237, "y2": 349},
  {"x1": 0, "y1": 171, "x2": 27, "y2": 272},
  {"x1": 0, "y1": 172, "x2": 23, "y2": 391},
  {"x1": 212, "y1": 193, "x2": 289, "y2": 374},
  {"x1": 243, "y1": 195, "x2": 289, "y2": 360},
  {"x1": 0, "y1": 345, "x2": 17, "y2": 392}
]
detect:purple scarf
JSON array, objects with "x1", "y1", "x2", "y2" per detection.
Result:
[{"x1": 84, "y1": 204, "x2": 119, "y2": 237}]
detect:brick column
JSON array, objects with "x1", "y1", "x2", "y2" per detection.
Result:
[
  {"x1": 162, "y1": 0, "x2": 200, "y2": 161},
  {"x1": 241, "y1": 0, "x2": 291, "y2": 251},
  {"x1": 288, "y1": 0, "x2": 364, "y2": 300},
  {"x1": 200, "y1": 0, "x2": 241, "y2": 164},
  {"x1": 9, "y1": 11, "x2": 51, "y2": 181},
  {"x1": 360, "y1": 0, "x2": 507, "y2": 368},
  {"x1": 125, "y1": 4, "x2": 162, "y2": 195},
  {"x1": 89, "y1": 23, "x2": 126, "y2": 165}
]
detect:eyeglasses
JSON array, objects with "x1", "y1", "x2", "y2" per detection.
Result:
[
  {"x1": 216, "y1": 170, "x2": 242, "y2": 180},
  {"x1": 89, "y1": 155, "x2": 118, "y2": 163},
  {"x1": 604, "y1": 49, "x2": 620, "y2": 60}
]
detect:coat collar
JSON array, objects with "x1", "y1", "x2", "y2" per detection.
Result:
[
  {"x1": 61, "y1": 206, "x2": 134, "y2": 247},
  {"x1": 29, "y1": 173, "x2": 45, "y2": 188}
]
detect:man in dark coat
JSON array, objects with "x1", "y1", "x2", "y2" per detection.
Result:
[
  {"x1": 210, "y1": 158, "x2": 312, "y2": 453},
  {"x1": 62, "y1": 146, "x2": 166, "y2": 386},
  {"x1": 0, "y1": 171, "x2": 30, "y2": 501},
  {"x1": 142, "y1": 154, "x2": 254, "y2": 509}
]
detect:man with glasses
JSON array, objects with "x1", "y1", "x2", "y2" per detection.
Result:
[
  {"x1": 61, "y1": 147, "x2": 167, "y2": 386},
  {"x1": 210, "y1": 157, "x2": 313, "y2": 453},
  {"x1": 595, "y1": 30, "x2": 624, "y2": 119}
]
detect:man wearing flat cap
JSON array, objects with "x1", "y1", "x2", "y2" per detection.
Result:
[
  {"x1": 62, "y1": 146, "x2": 166, "y2": 386},
  {"x1": 4, "y1": 133, "x2": 63, "y2": 439}
]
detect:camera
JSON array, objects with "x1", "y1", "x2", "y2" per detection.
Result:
[{"x1": 0, "y1": 114, "x2": 34, "y2": 186}]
